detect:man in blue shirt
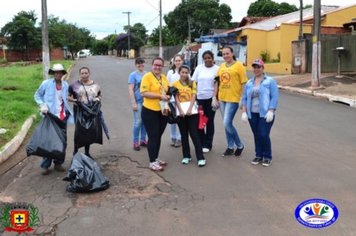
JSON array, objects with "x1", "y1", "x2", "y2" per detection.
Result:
[{"x1": 34, "y1": 64, "x2": 73, "y2": 175}]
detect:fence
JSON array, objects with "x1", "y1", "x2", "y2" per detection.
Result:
[
  {"x1": 139, "y1": 45, "x2": 183, "y2": 62},
  {"x1": 306, "y1": 34, "x2": 356, "y2": 73}
]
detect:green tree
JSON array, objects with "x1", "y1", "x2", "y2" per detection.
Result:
[
  {"x1": 1, "y1": 11, "x2": 41, "y2": 60},
  {"x1": 60, "y1": 23, "x2": 94, "y2": 58},
  {"x1": 48, "y1": 16, "x2": 67, "y2": 49},
  {"x1": 47, "y1": 15, "x2": 95, "y2": 57},
  {"x1": 105, "y1": 34, "x2": 117, "y2": 51},
  {"x1": 279, "y1": 2, "x2": 298, "y2": 15},
  {"x1": 92, "y1": 40, "x2": 109, "y2": 55},
  {"x1": 164, "y1": 0, "x2": 233, "y2": 44},
  {"x1": 126, "y1": 23, "x2": 147, "y2": 49},
  {"x1": 148, "y1": 26, "x2": 180, "y2": 46},
  {"x1": 247, "y1": 0, "x2": 298, "y2": 17}
]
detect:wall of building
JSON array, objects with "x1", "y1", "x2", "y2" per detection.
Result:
[
  {"x1": 322, "y1": 6, "x2": 356, "y2": 27},
  {"x1": 239, "y1": 29, "x2": 267, "y2": 66},
  {"x1": 264, "y1": 62, "x2": 292, "y2": 75},
  {"x1": 265, "y1": 29, "x2": 281, "y2": 62},
  {"x1": 0, "y1": 48, "x2": 64, "y2": 62},
  {"x1": 261, "y1": 24, "x2": 313, "y2": 75}
]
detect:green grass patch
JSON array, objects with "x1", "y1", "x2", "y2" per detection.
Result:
[{"x1": 0, "y1": 60, "x2": 74, "y2": 148}]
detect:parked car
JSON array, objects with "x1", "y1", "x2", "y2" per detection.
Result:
[{"x1": 77, "y1": 49, "x2": 91, "y2": 58}]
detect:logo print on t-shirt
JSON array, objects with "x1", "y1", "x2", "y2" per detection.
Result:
[
  {"x1": 221, "y1": 72, "x2": 231, "y2": 84},
  {"x1": 178, "y1": 91, "x2": 191, "y2": 102}
]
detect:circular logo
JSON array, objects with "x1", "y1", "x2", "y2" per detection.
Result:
[
  {"x1": 294, "y1": 198, "x2": 338, "y2": 229},
  {"x1": 220, "y1": 72, "x2": 231, "y2": 84},
  {"x1": 178, "y1": 91, "x2": 191, "y2": 102}
]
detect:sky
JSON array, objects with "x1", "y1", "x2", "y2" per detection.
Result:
[{"x1": 0, "y1": 0, "x2": 352, "y2": 39}]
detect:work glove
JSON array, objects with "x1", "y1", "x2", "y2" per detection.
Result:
[
  {"x1": 211, "y1": 97, "x2": 219, "y2": 110},
  {"x1": 241, "y1": 112, "x2": 248, "y2": 123},
  {"x1": 265, "y1": 110, "x2": 274, "y2": 123},
  {"x1": 39, "y1": 104, "x2": 48, "y2": 114}
]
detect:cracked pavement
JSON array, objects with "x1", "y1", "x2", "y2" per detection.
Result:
[{"x1": 1, "y1": 152, "x2": 203, "y2": 235}]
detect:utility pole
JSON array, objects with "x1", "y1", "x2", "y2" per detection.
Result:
[
  {"x1": 122, "y1": 11, "x2": 131, "y2": 58},
  {"x1": 311, "y1": 0, "x2": 321, "y2": 88},
  {"x1": 187, "y1": 16, "x2": 192, "y2": 44},
  {"x1": 159, "y1": 0, "x2": 163, "y2": 58},
  {"x1": 298, "y1": 0, "x2": 303, "y2": 40},
  {"x1": 41, "y1": 0, "x2": 50, "y2": 80}
]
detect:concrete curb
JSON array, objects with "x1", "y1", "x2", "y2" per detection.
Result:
[
  {"x1": 0, "y1": 115, "x2": 36, "y2": 164},
  {"x1": 278, "y1": 85, "x2": 356, "y2": 108}
]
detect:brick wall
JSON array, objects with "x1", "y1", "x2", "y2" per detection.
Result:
[
  {"x1": 321, "y1": 26, "x2": 350, "y2": 35},
  {"x1": 0, "y1": 48, "x2": 64, "y2": 62}
]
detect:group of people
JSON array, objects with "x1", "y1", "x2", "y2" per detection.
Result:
[
  {"x1": 34, "y1": 64, "x2": 101, "y2": 175},
  {"x1": 128, "y1": 46, "x2": 279, "y2": 171}
]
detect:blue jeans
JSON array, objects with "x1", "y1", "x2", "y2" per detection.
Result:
[
  {"x1": 248, "y1": 112, "x2": 274, "y2": 160},
  {"x1": 170, "y1": 123, "x2": 181, "y2": 141},
  {"x1": 170, "y1": 102, "x2": 181, "y2": 141},
  {"x1": 41, "y1": 157, "x2": 64, "y2": 169},
  {"x1": 132, "y1": 103, "x2": 146, "y2": 143},
  {"x1": 219, "y1": 101, "x2": 243, "y2": 149}
]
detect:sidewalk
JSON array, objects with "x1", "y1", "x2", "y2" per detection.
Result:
[{"x1": 274, "y1": 73, "x2": 356, "y2": 107}]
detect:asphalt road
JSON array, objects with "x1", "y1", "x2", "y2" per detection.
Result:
[{"x1": 1, "y1": 56, "x2": 356, "y2": 236}]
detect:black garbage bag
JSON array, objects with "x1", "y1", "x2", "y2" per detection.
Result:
[
  {"x1": 99, "y1": 111, "x2": 110, "y2": 140},
  {"x1": 74, "y1": 101, "x2": 103, "y2": 148},
  {"x1": 26, "y1": 113, "x2": 66, "y2": 159},
  {"x1": 167, "y1": 102, "x2": 179, "y2": 124},
  {"x1": 167, "y1": 86, "x2": 178, "y2": 97},
  {"x1": 167, "y1": 86, "x2": 180, "y2": 124},
  {"x1": 63, "y1": 152, "x2": 110, "y2": 193}
]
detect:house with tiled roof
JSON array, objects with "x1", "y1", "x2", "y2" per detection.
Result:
[{"x1": 234, "y1": 4, "x2": 356, "y2": 74}]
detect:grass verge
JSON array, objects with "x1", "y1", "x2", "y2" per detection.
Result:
[{"x1": 0, "y1": 60, "x2": 73, "y2": 148}]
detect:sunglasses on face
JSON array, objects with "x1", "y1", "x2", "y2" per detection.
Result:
[{"x1": 252, "y1": 65, "x2": 262, "y2": 69}]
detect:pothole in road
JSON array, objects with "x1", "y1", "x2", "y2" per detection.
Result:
[{"x1": 68, "y1": 154, "x2": 175, "y2": 207}]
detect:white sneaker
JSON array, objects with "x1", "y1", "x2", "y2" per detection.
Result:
[
  {"x1": 202, "y1": 148, "x2": 210, "y2": 153},
  {"x1": 198, "y1": 159, "x2": 206, "y2": 167}
]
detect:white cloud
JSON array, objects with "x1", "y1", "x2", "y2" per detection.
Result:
[{"x1": 0, "y1": 0, "x2": 352, "y2": 39}]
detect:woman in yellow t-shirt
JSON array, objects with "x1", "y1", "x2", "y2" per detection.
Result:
[
  {"x1": 213, "y1": 46, "x2": 248, "y2": 157},
  {"x1": 173, "y1": 65, "x2": 206, "y2": 167},
  {"x1": 140, "y1": 57, "x2": 170, "y2": 171}
]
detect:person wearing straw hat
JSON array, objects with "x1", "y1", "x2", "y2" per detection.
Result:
[{"x1": 34, "y1": 63, "x2": 74, "y2": 175}]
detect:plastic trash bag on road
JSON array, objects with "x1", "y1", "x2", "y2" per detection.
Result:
[
  {"x1": 26, "y1": 113, "x2": 66, "y2": 159},
  {"x1": 74, "y1": 101, "x2": 103, "y2": 148},
  {"x1": 63, "y1": 152, "x2": 110, "y2": 193}
]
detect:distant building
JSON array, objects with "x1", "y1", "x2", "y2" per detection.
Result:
[{"x1": 234, "y1": 4, "x2": 356, "y2": 74}]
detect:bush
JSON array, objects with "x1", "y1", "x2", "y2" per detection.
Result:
[
  {"x1": 0, "y1": 58, "x2": 7, "y2": 64},
  {"x1": 260, "y1": 50, "x2": 270, "y2": 62}
]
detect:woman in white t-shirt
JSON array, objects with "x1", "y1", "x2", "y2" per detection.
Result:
[
  {"x1": 166, "y1": 54, "x2": 184, "y2": 147},
  {"x1": 191, "y1": 50, "x2": 219, "y2": 153}
]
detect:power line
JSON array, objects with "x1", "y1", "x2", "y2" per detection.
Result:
[
  {"x1": 144, "y1": 0, "x2": 159, "y2": 11},
  {"x1": 144, "y1": 15, "x2": 159, "y2": 28}
]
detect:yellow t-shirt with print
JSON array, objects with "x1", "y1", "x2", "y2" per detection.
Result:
[
  {"x1": 172, "y1": 80, "x2": 197, "y2": 103},
  {"x1": 217, "y1": 61, "x2": 248, "y2": 103},
  {"x1": 140, "y1": 72, "x2": 169, "y2": 111}
]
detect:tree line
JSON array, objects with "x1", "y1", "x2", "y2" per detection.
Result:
[{"x1": 0, "y1": 0, "x2": 307, "y2": 59}]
